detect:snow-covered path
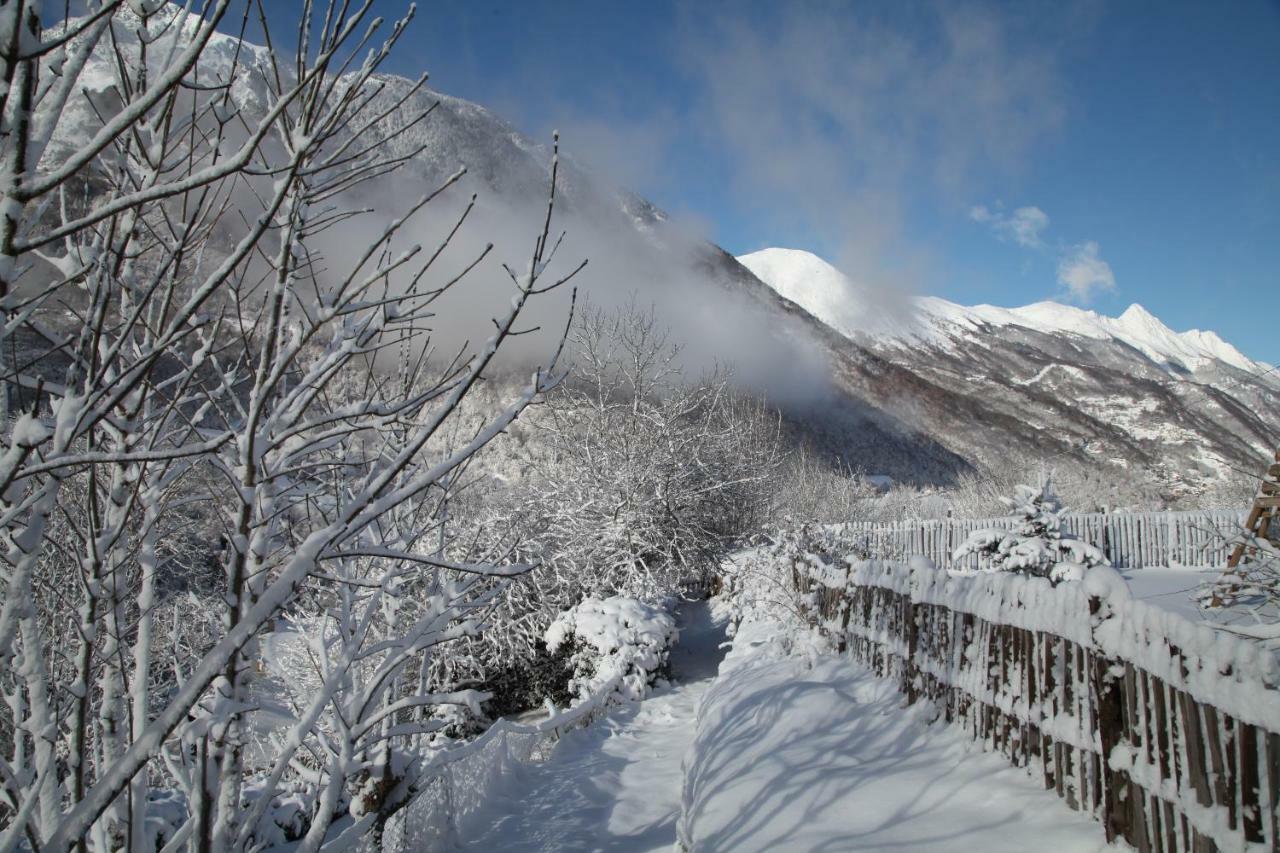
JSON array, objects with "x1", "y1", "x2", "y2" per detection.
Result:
[
  {"x1": 456, "y1": 601, "x2": 729, "y2": 852},
  {"x1": 679, "y1": 614, "x2": 1112, "y2": 852},
  {"x1": 456, "y1": 598, "x2": 1109, "y2": 852}
]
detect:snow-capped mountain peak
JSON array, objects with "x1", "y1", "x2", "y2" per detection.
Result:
[
  {"x1": 735, "y1": 248, "x2": 863, "y2": 336},
  {"x1": 739, "y1": 247, "x2": 1262, "y2": 376},
  {"x1": 1119, "y1": 303, "x2": 1157, "y2": 324},
  {"x1": 736, "y1": 247, "x2": 921, "y2": 340}
]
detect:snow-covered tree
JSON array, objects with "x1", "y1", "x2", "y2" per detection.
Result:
[
  {"x1": 946, "y1": 456, "x2": 1165, "y2": 518},
  {"x1": 528, "y1": 301, "x2": 778, "y2": 600},
  {"x1": 952, "y1": 475, "x2": 1108, "y2": 583},
  {"x1": 768, "y1": 446, "x2": 878, "y2": 527},
  {"x1": 0, "y1": 3, "x2": 581, "y2": 848}
]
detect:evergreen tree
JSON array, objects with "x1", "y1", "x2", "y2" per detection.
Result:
[{"x1": 953, "y1": 475, "x2": 1108, "y2": 583}]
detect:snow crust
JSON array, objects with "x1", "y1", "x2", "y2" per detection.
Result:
[{"x1": 738, "y1": 247, "x2": 1262, "y2": 374}]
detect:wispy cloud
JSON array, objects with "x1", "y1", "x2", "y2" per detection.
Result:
[
  {"x1": 681, "y1": 5, "x2": 1065, "y2": 297},
  {"x1": 970, "y1": 204, "x2": 1050, "y2": 248},
  {"x1": 1056, "y1": 241, "x2": 1116, "y2": 302},
  {"x1": 972, "y1": 203, "x2": 1116, "y2": 304}
]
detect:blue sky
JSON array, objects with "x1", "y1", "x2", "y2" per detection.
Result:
[{"x1": 270, "y1": 1, "x2": 1279, "y2": 362}]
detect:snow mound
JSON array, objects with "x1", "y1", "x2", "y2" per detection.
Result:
[
  {"x1": 545, "y1": 597, "x2": 678, "y2": 703},
  {"x1": 738, "y1": 247, "x2": 1262, "y2": 375}
]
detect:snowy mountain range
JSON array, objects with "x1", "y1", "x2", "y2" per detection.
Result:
[
  {"x1": 49, "y1": 12, "x2": 1279, "y2": 497},
  {"x1": 739, "y1": 248, "x2": 1261, "y2": 375},
  {"x1": 739, "y1": 248, "x2": 1278, "y2": 494}
]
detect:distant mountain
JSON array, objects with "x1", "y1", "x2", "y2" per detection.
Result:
[
  {"x1": 741, "y1": 249, "x2": 1260, "y2": 374},
  {"x1": 740, "y1": 248, "x2": 1278, "y2": 495},
  {"x1": 44, "y1": 12, "x2": 1277, "y2": 495}
]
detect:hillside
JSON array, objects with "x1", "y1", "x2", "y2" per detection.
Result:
[
  {"x1": 740, "y1": 249, "x2": 1278, "y2": 496},
  {"x1": 45, "y1": 10, "x2": 1276, "y2": 496}
]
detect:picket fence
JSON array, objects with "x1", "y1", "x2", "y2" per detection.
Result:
[
  {"x1": 795, "y1": 555, "x2": 1280, "y2": 853},
  {"x1": 842, "y1": 510, "x2": 1245, "y2": 570}
]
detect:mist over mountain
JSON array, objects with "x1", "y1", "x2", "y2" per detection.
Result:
[{"x1": 48, "y1": 12, "x2": 1276, "y2": 495}]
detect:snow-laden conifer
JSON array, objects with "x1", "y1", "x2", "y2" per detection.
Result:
[{"x1": 952, "y1": 474, "x2": 1108, "y2": 583}]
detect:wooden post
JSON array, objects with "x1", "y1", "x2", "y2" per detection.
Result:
[
  {"x1": 1238, "y1": 723, "x2": 1262, "y2": 844},
  {"x1": 1090, "y1": 593, "x2": 1132, "y2": 844},
  {"x1": 1229, "y1": 450, "x2": 1280, "y2": 568},
  {"x1": 902, "y1": 594, "x2": 920, "y2": 705}
]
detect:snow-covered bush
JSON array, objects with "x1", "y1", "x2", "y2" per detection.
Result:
[
  {"x1": 527, "y1": 302, "x2": 780, "y2": 601},
  {"x1": 945, "y1": 456, "x2": 1166, "y2": 518},
  {"x1": 422, "y1": 303, "x2": 780, "y2": 714},
  {"x1": 768, "y1": 447, "x2": 879, "y2": 526},
  {"x1": 717, "y1": 523, "x2": 861, "y2": 650},
  {"x1": 544, "y1": 597, "x2": 678, "y2": 703},
  {"x1": 952, "y1": 475, "x2": 1108, "y2": 583}
]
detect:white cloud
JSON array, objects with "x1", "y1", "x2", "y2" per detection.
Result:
[
  {"x1": 1056, "y1": 241, "x2": 1115, "y2": 303},
  {"x1": 1003, "y1": 206, "x2": 1050, "y2": 247},
  {"x1": 682, "y1": 5, "x2": 1065, "y2": 296},
  {"x1": 971, "y1": 203, "x2": 1049, "y2": 247}
]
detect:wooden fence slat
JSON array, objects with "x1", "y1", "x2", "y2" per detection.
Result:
[
  {"x1": 1266, "y1": 732, "x2": 1280, "y2": 850},
  {"x1": 1238, "y1": 723, "x2": 1262, "y2": 844},
  {"x1": 1092, "y1": 642, "x2": 1129, "y2": 841},
  {"x1": 847, "y1": 510, "x2": 1240, "y2": 570},
  {"x1": 798, "y1": 554, "x2": 1275, "y2": 853}
]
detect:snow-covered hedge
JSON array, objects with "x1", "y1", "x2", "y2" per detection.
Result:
[{"x1": 545, "y1": 596, "x2": 678, "y2": 703}]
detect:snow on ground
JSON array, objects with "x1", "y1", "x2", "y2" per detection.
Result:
[
  {"x1": 453, "y1": 559, "x2": 1254, "y2": 851},
  {"x1": 1122, "y1": 565, "x2": 1279, "y2": 640},
  {"x1": 1121, "y1": 565, "x2": 1217, "y2": 622},
  {"x1": 678, "y1": 612, "x2": 1114, "y2": 853},
  {"x1": 455, "y1": 600, "x2": 729, "y2": 851}
]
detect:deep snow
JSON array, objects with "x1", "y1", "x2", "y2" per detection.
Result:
[
  {"x1": 678, "y1": 613, "x2": 1113, "y2": 852},
  {"x1": 457, "y1": 590, "x2": 1118, "y2": 852},
  {"x1": 455, "y1": 601, "x2": 729, "y2": 851}
]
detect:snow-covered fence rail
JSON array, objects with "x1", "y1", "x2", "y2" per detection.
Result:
[
  {"x1": 842, "y1": 510, "x2": 1244, "y2": 570},
  {"x1": 794, "y1": 557, "x2": 1280, "y2": 853}
]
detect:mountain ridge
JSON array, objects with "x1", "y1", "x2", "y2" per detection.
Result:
[
  {"x1": 46, "y1": 13, "x2": 1278, "y2": 497},
  {"x1": 738, "y1": 247, "x2": 1263, "y2": 375},
  {"x1": 739, "y1": 247, "x2": 1277, "y2": 495}
]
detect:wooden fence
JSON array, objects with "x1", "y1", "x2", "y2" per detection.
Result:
[
  {"x1": 842, "y1": 510, "x2": 1245, "y2": 570},
  {"x1": 794, "y1": 557, "x2": 1280, "y2": 852}
]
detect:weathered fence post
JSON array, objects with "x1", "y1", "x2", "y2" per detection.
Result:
[
  {"x1": 902, "y1": 593, "x2": 920, "y2": 705},
  {"x1": 1089, "y1": 591, "x2": 1133, "y2": 846}
]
